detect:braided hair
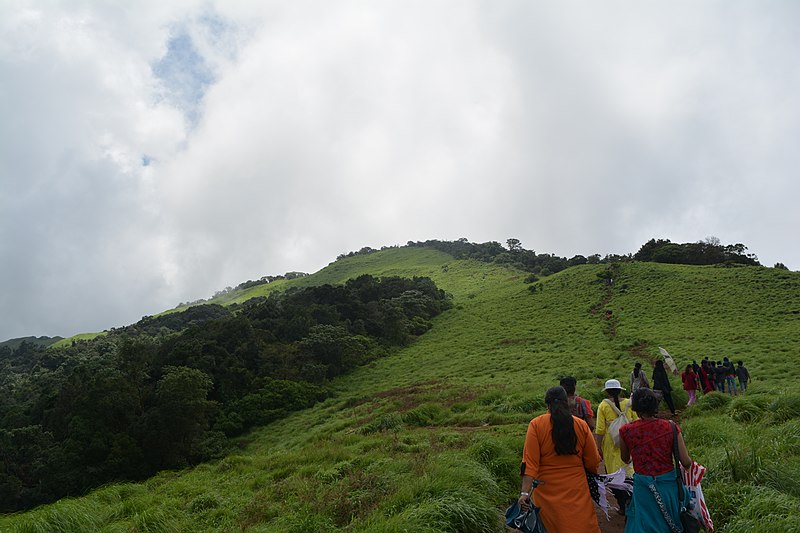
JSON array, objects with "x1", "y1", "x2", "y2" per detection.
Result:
[{"x1": 546, "y1": 386, "x2": 577, "y2": 455}]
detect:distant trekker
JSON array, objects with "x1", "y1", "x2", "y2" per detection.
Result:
[
  {"x1": 681, "y1": 364, "x2": 699, "y2": 406},
  {"x1": 630, "y1": 362, "x2": 650, "y2": 392},
  {"x1": 560, "y1": 376, "x2": 595, "y2": 431},
  {"x1": 713, "y1": 361, "x2": 726, "y2": 393},
  {"x1": 723, "y1": 357, "x2": 738, "y2": 395},
  {"x1": 652, "y1": 360, "x2": 676, "y2": 415},
  {"x1": 736, "y1": 361, "x2": 751, "y2": 392}
]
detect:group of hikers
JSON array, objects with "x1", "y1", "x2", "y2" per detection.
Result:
[
  {"x1": 642, "y1": 357, "x2": 752, "y2": 415},
  {"x1": 509, "y1": 357, "x2": 736, "y2": 533}
]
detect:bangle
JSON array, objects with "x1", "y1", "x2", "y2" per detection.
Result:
[{"x1": 520, "y1": 491, "x2": 530, "y2": 497}]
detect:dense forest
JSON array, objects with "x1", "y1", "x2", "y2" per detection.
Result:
[{"x1": 0, "y1": 275, "x2": 450, "y2": 512}]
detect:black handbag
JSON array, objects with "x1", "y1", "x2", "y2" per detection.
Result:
[{"x1": 505, "y1": 497, "x2": 547, "y2": 533}]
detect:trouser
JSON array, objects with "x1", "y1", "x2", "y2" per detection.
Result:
[
  {"x1": 687, "y1": 389, "x2": 696, "y2": 405},
  {"x1": 738, "y1": 378, "x2": 747, "y2": 392},
  {"x1": 611, "y1": 486, "x2": 631, "y2": 516},
  {"x1": 659, "y1": 390, "x2": 676, "y2": 414},
  {"x1": 725, "y1": 375, "x2": 738, "y2": 394}
]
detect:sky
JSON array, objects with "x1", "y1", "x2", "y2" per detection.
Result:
[{"x1": 2, "y1": 1, "x2": 799, "y2": 341}]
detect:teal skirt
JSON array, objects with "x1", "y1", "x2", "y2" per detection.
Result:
[{"x1": 625, "y1": 470, "x2": 684, "y2": 533}]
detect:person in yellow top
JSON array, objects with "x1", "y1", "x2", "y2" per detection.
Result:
[{"x1": 594, "y1": 378, "x2": 638, "y2": 515}]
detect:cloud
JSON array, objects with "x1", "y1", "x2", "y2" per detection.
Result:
[{"x1": 2, "y1": 1, "x2": 799, "y2": 339}]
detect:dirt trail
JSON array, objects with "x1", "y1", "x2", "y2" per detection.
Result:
[{"x1": 597, "y1": 505, "x2": 626, "y2": 532}]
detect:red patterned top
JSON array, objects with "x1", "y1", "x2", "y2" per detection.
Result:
[{"x1": 619, "y1": 418, "x2": 678, "y2": 476}]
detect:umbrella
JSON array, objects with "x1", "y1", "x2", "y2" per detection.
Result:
[{"x1": 658, "y1": 346, "x2": 679, "y2": 375}]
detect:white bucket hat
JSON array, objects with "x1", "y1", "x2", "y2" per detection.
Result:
[{"x1": 603, "y1": 379, "x2": 625, "y2": 391}]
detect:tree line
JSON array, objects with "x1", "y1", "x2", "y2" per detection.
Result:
[{"x1": 0, "y1": 275, "x2": 451, "y2": 512}]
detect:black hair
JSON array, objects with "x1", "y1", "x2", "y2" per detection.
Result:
[
  {"x1": 631, "y1": 388, "x2": 659, "y2": 417},
  {"x1": 737, "y1": 360, "x2": 744, "y2": 366},
  {"x1": 559, "y1": 376, "x2": 577, "y2": 395},
  {"x1": 633, "y1": 362, "x2": 641, "y2": 377},
  {"x1": 546, "y1": 386, "x2": 577, "y2": 455},
  {"x1": 606, "y1": 387, "x2": 622, "y2": 410}
]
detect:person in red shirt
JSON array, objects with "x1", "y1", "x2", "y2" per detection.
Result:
[
  {"x1": 560, "y1": 376, "x2": 595, "y2": 431},
  {"x1": 681, "y1": 364, "x2": 699, "y2": 406},
  {"x1": 619, "y1": 388, "x2": 692, "y2": 532}
]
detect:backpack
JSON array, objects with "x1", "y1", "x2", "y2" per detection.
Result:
[
  {"x1": 572, "y1": 396, "x2": 589, "y2": 421},
  {"x1": 605, "y1": 399, "x2": 630, "y2": 447}
]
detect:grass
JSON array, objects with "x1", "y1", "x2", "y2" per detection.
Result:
[
  {"x1": 49, "y1": 331, "x2": 107, "y2": 349},
  {"x1": 3, "y1": 250, "x2": 800, "y2": 531}
]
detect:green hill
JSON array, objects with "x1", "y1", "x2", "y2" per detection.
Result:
[
  {"x1": 0, "y1": 335, "x2": 64, "y2": 350},
  {"x1": 3, "y1": 248, "x2": 800, "y2": 532}
]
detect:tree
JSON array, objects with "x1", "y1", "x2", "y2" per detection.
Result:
[{"x1": 148, "y1": 366, "x2": 216, "y2": 468}]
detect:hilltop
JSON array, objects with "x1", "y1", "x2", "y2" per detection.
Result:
[{"x1": 2, "y1": 246, "x2": 800, "y2": 532}]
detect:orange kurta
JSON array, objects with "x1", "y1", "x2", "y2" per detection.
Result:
[{"x1": 522, "y1": 413, "x2": 602, "y2": 533}]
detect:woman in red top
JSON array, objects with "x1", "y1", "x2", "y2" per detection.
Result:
[
  {"x1": 619, "y1": 388, "x2": 692, "y2": 532},
  {"x1": 681, "y1": 364, "x2": 699, "y2": 406}
]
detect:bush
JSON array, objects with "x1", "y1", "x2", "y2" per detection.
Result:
[
  {"x1": 691, "y1": 392, "x2": 732, "y2": 413},
  {"x1": 767, "y1": 395, "x2": 800, "y2": 423},
  {"x1": 702, "y1": 481, "x2": 755, "y2": 530},
  {"x1": 403, "y1": 404, "x2": 448, "y2": 426},
  {"x1": 358, "y1": 414, "x2": 403, "y2": 434},
  {"x1": 728, "y1": 396, "x2": 768, "y2": 423},
  {"x1": 756, "y1": 457, "x2": 800, "y2": 499}
]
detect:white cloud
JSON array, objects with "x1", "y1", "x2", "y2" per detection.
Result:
[{"x1": 2, "y1": 1, "x2": 799, "y2": 339}]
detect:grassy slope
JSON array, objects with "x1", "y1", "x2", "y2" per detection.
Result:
[{"x1": 4, "y1": 250, "x2": 800, "y2": 532}]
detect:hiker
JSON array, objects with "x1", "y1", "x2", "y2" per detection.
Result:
[
  {"x1": 630, "y1": 362, "x2": 650, "y2": 392},
  {"x1": 560, "y1": 376, "x2": 595, "y2": 431},
  {"x1": 595, "y1": 379, "x2": 637, "y2": 515},
  {"x1": 699, "y1": 360, "x2": 714, "y2": 394},
  {"x1": 652, "y1": 360, "x2": 676, "y2": 415},
  {"x1": 736, "y1": 360, "x2": 751, "y2": 393},
  {"x1": 723, "y1": 357, "x2": 738, "y2": 395},
  {"x1": 681, "y1": 364, "x2": 699, "y2": 406},
  {"x1": 519, "y1": 386, "x2": 602, "y2": 532},
  {"x1": 619, "y1": 388, "x2": 693, "y2": 532},
  {"x1": 713, "y1": 361, "x2": 726, "y2": 392}
]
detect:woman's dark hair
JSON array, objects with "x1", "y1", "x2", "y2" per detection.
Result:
[
  {"x1": 631, "y1": 388, "x2": 659, "y2": 417},
  {"x1": 546, "y1": 386, "x2": 577, "y2": 455},
  {"x1": 606, "y1": 388, "x2": 622, "y2": 410},
  {"x1": 633, "y1": 363, "x2": 641, "y2": 377},
  {"x1": 685, "y1": 364, "x2": 692, "y2": 373}
]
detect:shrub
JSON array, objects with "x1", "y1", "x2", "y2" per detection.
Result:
[
  {"x1": 680, "y1": 416, "x2": 737, "y2": 448},
  {"x1": 358, "y1": 414, "x2": 403, "y2": 434},
  {"x1": 702, "y1": 481, "x2": 755, "y2": 530},
  {"x1": 728, "y1": 396, "x2": 768, "y2": 423},
  {"x1": 690, "y1": 392, "x2": 732, "y2": 413},
  {"x1": 756, "y1": 457, "x2": 800, "y2": 499},
  {"x1": 403, "y1": 404, "x2": 448, "y2": 426},
  {"x1": 768, "y1": 395, "x2": 800, "y2": 423},
  {"x1": 468, "y1": 437, "x2": 517, "y2": 491},
  {"x1": 736, "y1": 485, "x2": 800, "y2": 521}
]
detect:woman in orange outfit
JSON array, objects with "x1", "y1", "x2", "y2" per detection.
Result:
[{"x1": 518, "y1": 386, "x2": 602, "y2": 532}]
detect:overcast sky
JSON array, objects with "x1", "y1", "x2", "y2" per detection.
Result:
[{"x1": 2, "y1": 1, "x2": 799, "y2": 340}]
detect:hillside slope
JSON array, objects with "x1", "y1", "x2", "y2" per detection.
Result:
[{"x1": 3, "y1": 249, "x2": 800, "y2": 532}]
